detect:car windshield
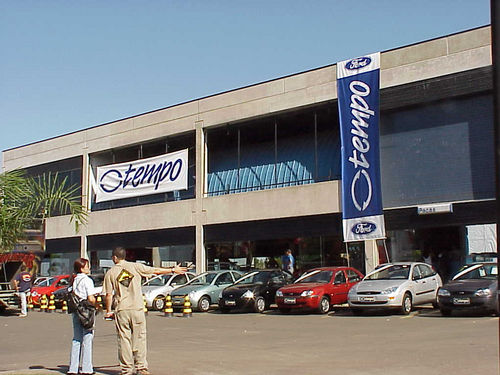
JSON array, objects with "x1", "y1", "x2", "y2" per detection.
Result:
[
  {"x1": 144, "y1": 275, "x2": 171, "y2": 287},
  {"x1": 454, "y1": 264, "x2": 498, "y2": 280},
  {"x1": 234, "y1": 272, "x2": 271, "y2": 285},
  {"x1": 295, "y1": 270, "x2": 333, "y2": 284},
  {"x1": 187, "y1": 273, "x2": 217, "y2": 285},
  {"x1": 35, "y1": 277, "x2": 54, "y2": 287},
  {"x1": 365, "y1": 265, "x2": 410, "y2": 280}
]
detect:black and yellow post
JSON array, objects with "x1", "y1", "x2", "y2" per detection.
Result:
[
  {"x1": 61, "y1": 299, "x2": 68, "y2": 313},
  {"x1": 40, "y1": 295, "x2": 48, "y2": 312},
  {"x1": 96, "y1": 295, "x2": 103, "y2": 311},
  {"x1": 47, "y1": 294, "x2": 56, "y2": 313},
  {"x1": 27, "y1": 294, "x2": 33, "y2": 311},
  {"x1": 182, "y1": 295, "x2": 192, "y2": 318},
  {"x1": 164, "y1": 295, "x2": 173, "y2": 317},
  {"x1": 143, "y1": 295, "x2": 148, "y2": 315}
]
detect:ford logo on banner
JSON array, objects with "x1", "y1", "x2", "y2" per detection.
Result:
[
  {"x1": 351, "y1": 222, "x2": 377, "y2": 235},
  {"x1": 346, "y1": 57, "x2": 372, "y2": 70}
]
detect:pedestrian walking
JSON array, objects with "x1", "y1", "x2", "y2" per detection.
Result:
[
  {"x1": 103, "y1": 247, "x2": 187, "y2": 375},
  {"x1": 68, "y1": 257, "x2": 98, "y2": 375},
  {"x1": 13, "y1": 265, "x2": 32, "y2": 317}
]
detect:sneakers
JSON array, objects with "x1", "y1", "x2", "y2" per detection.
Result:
[
  {"x1": 136, "y1": 370, "x2": 151, "y2": 375},
  {"x1": 18, "y1": 313, "x2": 27, "y2": 317}
]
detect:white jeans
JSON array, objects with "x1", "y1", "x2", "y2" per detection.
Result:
[{"x1": 18, "y1": 292, "x2": 28, "y2": 315}]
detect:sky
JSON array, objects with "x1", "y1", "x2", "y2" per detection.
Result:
[{"x1": 0, "y1": 1, "x2": 491, "y2": 166}]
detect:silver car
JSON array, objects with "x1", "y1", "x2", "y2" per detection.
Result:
[
  {"x1": 142, "y1": 272, "x2": 196, "y2": 311},
  {"x1": 170, "y1": 270, "x2": 243, "y2": 312},
  {"x1": 348, "y1": 262, "x2": 442, "y2": 315}
]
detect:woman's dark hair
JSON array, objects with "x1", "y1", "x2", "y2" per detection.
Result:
[{"x1": 73, "y1": 258, "x2": 89, "y2": 274}]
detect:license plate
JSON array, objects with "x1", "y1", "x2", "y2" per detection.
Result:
[
  {"x1": 284, "y1": 297, "x2": 296, "y2": 304},
  {"x1": 172, "y1": 298, "x2": 184, "y2": 305},
  {"x1": 225, "y1": 300, "x2": 236, "y2": 306},
  {"x1": 453, "y1": 297, "x2": 470, "y2": 305},
  {"x1": 361, "y1": 296, "x2": 375, "y2": 302}
]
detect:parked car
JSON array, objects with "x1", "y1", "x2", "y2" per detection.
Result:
[
  {"x1": 348, "y1": 262, "x2": 442, "y2": 315},
  {"x1": 219, "y1": 269, "x2": 293, "y2": 313},
  {"x1": 170, "y1": 270, "x2": 243, "y2": 312},
  {"x1": 142, "y1": 272, "x2": 196, "y2": 310},
  {"x1": 30, "y1": 274, "x2": 71, "y2": 305},
  {"x1": 52, "y1": 274, "x2": 105, "y2": 307},
  {"x1": 276, "y1": 267, "x2": 364, "y2": 314},
  {"x1": 437, "y1": 262, "x2": 498, "y2": 316}
]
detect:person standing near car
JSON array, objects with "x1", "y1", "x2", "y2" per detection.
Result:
[
  {"x1": 68, "y1": 258, "x2": 98, "y2": 375},
  {"x1": 13, "y1": 265, "x2": 32, "y2": 317},
  {"x1": 281, "y1": 248, "x2": 295, "y2": 275},
  {"x1": 103, "y1": 247, "x2": 187, "y2": 375}
]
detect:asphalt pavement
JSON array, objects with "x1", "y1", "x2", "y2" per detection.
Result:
[{"x1": 0, "y1": 306, "x2": 498, "y2": 375}]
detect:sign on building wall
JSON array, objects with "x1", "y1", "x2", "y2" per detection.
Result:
[
  {"x1": 337, "y1": 52, "x2": 386, "y2": 242},
  {"x1": 95, "y1": 149, "x2": 188, "y2": 203}
]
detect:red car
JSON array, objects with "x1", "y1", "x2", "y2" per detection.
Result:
[
  {"x1": 276, "y1": 267, "x2": 364, "y2": 314},
  {"x1": 30, "y1": 274, "x2": 71, "y2": 305}
]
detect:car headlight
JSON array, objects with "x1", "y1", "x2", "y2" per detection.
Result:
[
  {"x1": 301, "y1": 290, "x2": 313, "y2": 297},
  {"x1": 438, "y1": 289, "x2": 450, "y2": 297},
  {"x1": 381, "y1": 286, "x2": 399, "y2": 295},
  {"x1": 474, "y1": 288, "x2": 492, "y2": 297},
  {"x1": 276, "y1": 290, "x2": 283, "y2": 297},
  {"x1": 242, "y1": 290, "x2": 254, "y2": 299},
  {"x1": 188, "y1": 291, "x2": 197, "y2": 299}
]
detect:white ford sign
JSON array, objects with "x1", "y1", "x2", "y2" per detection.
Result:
[{"x1": 95, "y1": 149, "x2": 188, "y2": 203}]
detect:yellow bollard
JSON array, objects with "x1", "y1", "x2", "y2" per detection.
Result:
[
  {"x1": 47, "y1": 294, "x2": 56, "y2": 313},
  {"x1": 143, "y1": 295, "x2": 148, "y2": 315},
  {"x1": 96, "y1": 295, "x2": 103, "y2": 311},
  {"x1": 40, "y1": 295, "x2": 48, "y2": 312},
  {"x1": 27, "y1": 294, "x2": 33, "y2": 311},
  {"x1": 182, "y1": 295, "x2": 192, "y2": 318},
  {"x1": 61, "y1": 299, "x2": 68, "y2": 314},
  {"x1": 164, "y1": 295, "x2": 173, "y2": 317}
]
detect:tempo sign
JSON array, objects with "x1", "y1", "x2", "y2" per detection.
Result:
[
  {"x1": 417, "y1": 203, "x2": 453, "y2": 215},
  {"x1": 95, "y1": 149, "x2": 188, "y2": 203},
  {"x1": 337, "y1": 52, "x2": 386, "y2": 242}
]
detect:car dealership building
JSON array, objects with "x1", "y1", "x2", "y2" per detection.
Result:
[{"x1": 2, "y1": 26, "x2": 496, "y2": 280}]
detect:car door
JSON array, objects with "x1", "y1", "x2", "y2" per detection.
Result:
[
  {"x1": 212, "y1": 272, "x2": 233, "y2": 302},
  {"x1": 411, "y1": 265, "x2": 427, "y2": 304},
  {"x1": 331, "y1": 270, "x2": 349, "y2": 304},
  {"x1": 265, "y1": 271, "x2": 288, "y2": 305},
  {"x1": 416, "y1": 264, "x2": 439, "y2": 303}
]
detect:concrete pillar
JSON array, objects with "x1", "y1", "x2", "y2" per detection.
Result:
[
  {"x1": 195, "y1": 120, "x2": 207, "y2": 273},
  {"x1": 364, "y1": 239, "x2": 379, "y2": 274},
  {"x1": 152, "y1": 247, "x2": 161, "y2": 267},
  {"x1": 80, "y1": 151, "x2": 90, "y2": 259}
]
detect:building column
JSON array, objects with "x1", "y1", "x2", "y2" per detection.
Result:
[
  {"x1": 194, "y1": 120, "x2": 207, "y2": 273},
  {"x1": 364, "y1": 239, "x2": 379, "y2": 274},
  {"x1": 152, "y1": 247, "x2": 161, "y2": 267},
  {"x1": 80, "y1": 151, "x2": 90, "y2": 259}
]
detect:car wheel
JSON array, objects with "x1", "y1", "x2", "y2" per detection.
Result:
[
  {"x1": 401, "y1": 292, "x2": 412, "y2": 315},
  {"x1": 152, "y1": 296, "x2": 165, "y2": 311},
  {"x1": 440, "y1": 308, "x2": 452, "y2": 317},
  {"x1": 279, "y1": 308, "x2": 290, "y2": 314},
  {"x1": 197, "y1": 296, "x2": 211, "y2": 312},
  {"x1": 318, "y1": 296, "x2": 330, "y2": 314},
  {"x1": 254, "y1": 296, "x2": 266, "y2": 313}
]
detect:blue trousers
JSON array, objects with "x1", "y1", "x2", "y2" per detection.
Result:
[{"x1": 69, "y1": 313, "x2": 94, "y2": 374}]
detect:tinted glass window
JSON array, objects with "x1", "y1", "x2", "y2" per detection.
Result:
[
  {"x1": 334, "y1": 271, "x2": 346, "y2": 284},
  {"x1": 172, "y1": 274, "x2": 187, "y2": 285},
  {"x1": 417, "y1": 264, "x2": 434, "y2": 278},
  {"x1": 347, "y1": 270, "x2": 361, "y2": 282},
  {"x1": 216, "y1": 272, "x2": 233, "y2": 285}
]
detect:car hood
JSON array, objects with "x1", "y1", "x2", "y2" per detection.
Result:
[
  {"x1": 223, "y1": 284, "x2": 262, "y2": 296},
  {"x1": 171, "y1": 284, "x2": 210, "y2": 296},
  {"x1": 443, "y1": 279, "x2": 497, "y2": 292},
  {"x1": 355, "y1": 280, "x2": 406, "y2": 293},
  {"x1": 32, "y1": 286, "x2": 53, "y2": 294},
  {"x1": 279, "y1": 282, "x2": 326, "y2": 293}
]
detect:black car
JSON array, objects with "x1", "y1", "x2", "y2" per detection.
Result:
[
  {"x1": 437, "y1": 263, "x2": 498, "y2": 316},
  {"x1": 218, "y1": 269, "x2": 293, "y2": 313},
  {"x1": 52, "y1": 274, "x2": 104, "y2": 307}
]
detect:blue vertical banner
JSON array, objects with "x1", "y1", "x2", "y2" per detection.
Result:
[{"x1": 337, "y1": 52, "x2": 386, "y2": 242}]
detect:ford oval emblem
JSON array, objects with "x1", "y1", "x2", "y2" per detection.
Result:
[
  {"x1": 346, "y1": 57, "x2": 372, "y2": 70},
  {"x1": 351, "y1": 222, "x2": 377, "y2": 235}
]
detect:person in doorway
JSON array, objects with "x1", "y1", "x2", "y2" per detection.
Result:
[
  {"x1": 103, "y1": 247, "x2": 187, "y2": 375},
  {"x1": 281, "y1": 248, "x2": 295, "y2": 275},
  {"x1": 68, "y1": 258, "x2": 98, "y2": 375},
  {"x1": 13, "y1": 265, "x2": 32, "y2": 317}
]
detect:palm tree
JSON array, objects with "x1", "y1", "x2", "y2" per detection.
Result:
[{"x1": 0, "y1": 170, "x2": 87, "y2": 253}]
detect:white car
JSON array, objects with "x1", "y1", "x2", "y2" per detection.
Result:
[
  {"x1": 142, "y1": 272, "x2": 196, "y2": 311},
  {"x1": 348, "y1": 262, "x2": 442, "y2": 315}
]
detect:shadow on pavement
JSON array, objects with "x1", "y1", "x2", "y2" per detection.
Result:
[{"x1": 28, "y1": 364, "x2": 121, "y2": 374}]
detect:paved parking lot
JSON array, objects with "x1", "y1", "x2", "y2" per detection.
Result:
[{"x1": 0, "y1": 307, "x2": 498, "y2": 375}]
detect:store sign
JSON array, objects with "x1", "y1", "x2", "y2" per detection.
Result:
[
  {"x1": 337, "y1": 52, "x2": 386, "y2": 242},
  {"x1": 95, "y1": 149, "x2": 188, "y2": 203},
  {"x1": 417, "y1": 203, "x2": 453, "y2": 215}
]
